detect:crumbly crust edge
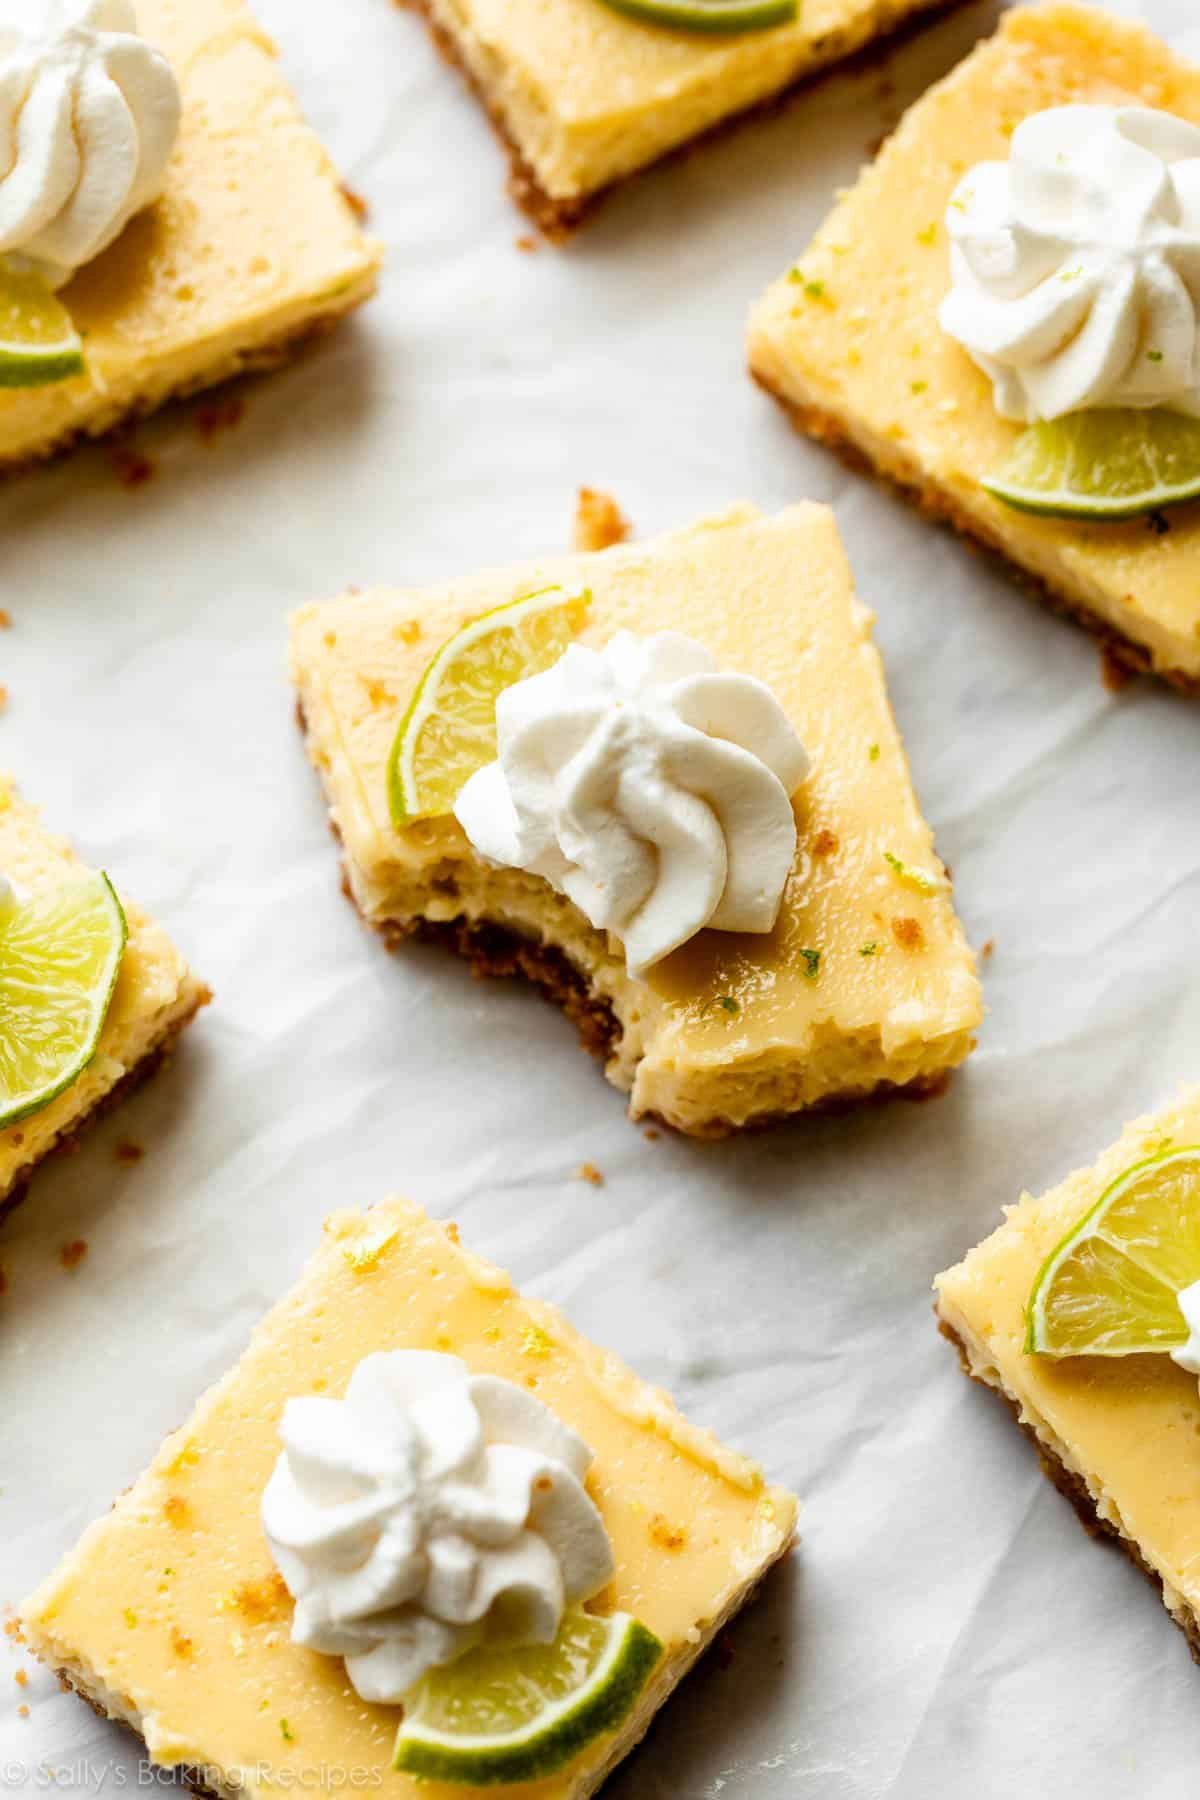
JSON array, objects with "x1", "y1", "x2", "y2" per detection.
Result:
[
  {"x1": 751, "y1": 371, "x2": 1200, "y2": 697},
  {"x1": 398, "y1": 0, "x2": 969, "y2": 240},
  {"x1": 0, "y1": 980, "x2": 211, "y2": 1226},
  {"x1": 936, "y1": 1310, "x2": 1200, "y2": 1667}
]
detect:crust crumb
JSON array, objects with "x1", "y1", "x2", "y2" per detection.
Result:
[
  {"x1": 576, "y1": 1162, "x2": 604, "y2": 1187},
  {"x1": 811, "y1": 828, "x2": 839, "y2": 857},
  {"x1": 573, "y1": 488, "x2": 630, "y2": 553},
  {"x1": 14, "y1": 1669, "x2": 27, "y2": 1687},
  {"x1": 649, "y1": 1513, "x2": 687, "y2": 1550},
  {"x1": 116, "y1": 1139, "x2": 145, "y2": 1165},
  {"x1": 232, "y1": 1573, "x2": 290, "y2": 1623},
  {"x1": 109, "y1": 441, "x2": 154, "y2": 489},
  {"x1": 445, "y1": 1221, "x2": 461, "y2": 1244},
  {"x1": 16, "y1": 1704, "x2": 28, "y2": 1718},
  {"x1": 643, "y1": 1127, "x2": 660, "y2": 1142},
  {"x1": 0, "y1": 686, "x2": 8, "y2": 712},
  {"x1": 891, "y1": 916, "x2": 925, "y2": 952},
  {"x1": 195, "y1": 394, "x2": 245, "y2": 444},
  {"x1": 980, "y1": 938, "x2": 995, "y2": 962},
  {"x1": 340, "y1": 183, "x2": 369, "y2": 222},
  {"x1": 59, "y1": 1239, "x2": 88, "y2": 1271},
  {"x1": 0, "y1": 610, "x2": 11, "y2": 628},
  {"x1": 515, "y1": 233, "x2": 539, "y2": 253},
  {"x1": 0, "y1": 1266, "x2": 7, "y2": 1297},
  {"x1": 4, "y1": 1619, "x2": 25, "y2": 1644}
]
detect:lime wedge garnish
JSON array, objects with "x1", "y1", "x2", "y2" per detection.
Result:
[
  {"x1": 597, "y1": 0, "x2": 795, "y2": 31},
  {"x1": 0, "y1": 263, "x2": 84, "y2": 389},
  {"x1": 393, "y1": 1607, "x2": 662, "y2": 1786},
  {"x1": 982, "y1": 409, "x2": 1200, "y2": 521},
  {"x1": 387, "y1": 585, "x2": 589, "y2": 825},
  {"x1": 0, "y1": 872, "x2": 127, "y2": 1128},
  {"x1": 1026, "y1": 1148, "x2": 1200, "y2": 1358}
]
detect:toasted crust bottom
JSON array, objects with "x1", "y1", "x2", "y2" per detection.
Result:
[
  {"x1": 0, "y1": 981, "x2": 211, "y2": 1227},
  {"x1": 49, "y1": 1530, "x2": 795, "y2": 1800},
  {"x1": 401, "y1": 0, "x2": 968, "y2": 240},
  {"x1": 936, "y1": 1312, "x2": 1200, "y2": 1668},
  {"x1": 0, "y1": 298, "x2": 371, "y2": 479},
  {"x1": 752, "y1": 371, "x2": 1200, "y2": 697}
]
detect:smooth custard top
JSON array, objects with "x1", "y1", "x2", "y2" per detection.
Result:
[
  {"x1": 749, "y1": 4, "x2": 1200, "y2": 673},
  {"x1": 936, "y1": 1085, "x2": 1200, "y2": 1616},
  {"x1": 290, "y1": 504, "x2": 982, "y2": 1064},
  {"x1": 23, "y1": 1200, "x2": 796, "y2": 1799}
]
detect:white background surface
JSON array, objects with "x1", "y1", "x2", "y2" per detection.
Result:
[{"x1": 2, "y1": 0, "x2": 1200, "y2": 1793}]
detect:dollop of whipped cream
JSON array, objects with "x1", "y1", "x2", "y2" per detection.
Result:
[
  {"x1": 454, "y1": 630, "x2": 810, "y2": 977},
  {"x1": 0, "y1": 0, "x2": 181, "y2": 289},
  {"x1": 940, "y1": 106, "x2": 1200, "y2": 423},
  {"x1": 1171, "y1": 1280, "x2": 1200, "y2": 1376},
  {"x1": 262, "y1": 1351, "x2": 614, "y2": 1704}
]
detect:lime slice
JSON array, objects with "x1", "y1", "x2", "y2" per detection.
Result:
[
  {"x1": 983, "y1": 408, "x2": 1200, "y2": 521},
  {"x1": 1026, "y1": 1148, "x2": 1200, "y2": 1358},
  {"x1": 393, "y1": 1608, "x2": 662, "y2": 1786},
  {"x1": 388, "y1": 586, "x2": 589, "y2": 824},
  {"x1": 0, "y1": 872, "x2": 127, "y2": 1128},
  {"x1": 0, "y1": 263, "x2": 84, "y2": 389},
  {"x1": 597, "y1": 0, "x2": 795, "y2": 32}
]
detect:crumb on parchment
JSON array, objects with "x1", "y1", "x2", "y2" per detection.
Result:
[
  {"x1": 59, "y1": 1240, "x2": 88, "y2": 1272},
  {"x1": 109, "y1": 441, "x2": 154, "y2": 489},
  {"x1": 573, "y1": 488, "x2": 630, "y2": 553},
  {"x1": 980, "y1": 939, "x2": 995, "y2": 962},
  {"x1": 116, "y1": 1139, "x2": 145, "y2": 1164},
  {"x1": 576, "y1": 1163, "x2": 604, "y2": 1187},
  {"x1": 515, "y1": 233, "x2": 539, "y2": 253}
]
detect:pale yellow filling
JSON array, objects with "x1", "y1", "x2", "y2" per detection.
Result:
[
  {"x1": 23, "y1": 1199, "x2": 798, "y2": 1800},
  {"x1": 936, "y1": 1085, "x2": 1200, "y2": 1632},
  {"x1": 424, "y1": 0, "x2": 954, "y2": 203},
  {"x1": 748, "y1": 2, "x2": 1200, "y2": 682},
  {"x1": 0, "y1": 0, "x2": 381, "y2": 466},
  {"x1": 289, "y1": 504, "x2": 982, "y2": 1132},
  {"x1": 0, "y1": 779, "x2": 206, "y2": 1202}
]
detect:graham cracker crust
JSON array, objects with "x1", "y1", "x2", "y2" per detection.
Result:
[
  {"x1": 400, "y1": 0, "x2": 969, "y2": 240},
  {"x1": 937, "y1": 1312, "x2": 1200, "y2": 1667},
  {"x1": 752, "y1": 371, "x2": 1200, "y2": 697},
  {"x1": 0, "y1": 984, "x2": 211, "y2": 1229},
  {"x1": 0, "y1": 298, "x2": 370, "y2": 480}
]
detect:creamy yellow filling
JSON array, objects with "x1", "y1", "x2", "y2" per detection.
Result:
[
  {"x1": 0, "y1": 0, "x2": 381, "y2": 465},
  {"x1": 936, "y1": 1085, "x2": 1200, "y2": 1625},
  {"x1": 425, "y1": 0, "x2": 952, "y2": 203},
  {"x1": 289, "y1": 504, "x2": 982, "y2": 1130},
  {"x1": 0, "y1": 778, "x2": 205, "y2": 1200},
  {"x1": 748, "y1": 3, "x2": 1200, "y2": 682},
  {"x1": 23, "y1": 1199, "x2": 797, "y2": 1800}
]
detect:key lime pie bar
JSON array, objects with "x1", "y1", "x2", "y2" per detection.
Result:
[
  {"x1": 0, "y1": 778, "x2": 207, "y2": 1219},
  {"x1": 290, "y1": 503, "x2": 982, "y2": 1135},
  {"x1": 936, "y1": 1089, "x2": 1200, "y2": 1658},
  {"x1": 0, "y1": 1, "x2": 380, "y2": 470},
  {"x1": 748, "y1": 4, "x2": 1200, "y2": 690},
  {"x1": 410, "y1": 0, "x2": 964, "y2": 236},
  {"x1": 22, "y1": 1198, "x2": 797, "y2": 1795}
]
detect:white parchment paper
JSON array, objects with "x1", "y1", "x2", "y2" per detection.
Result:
[{"x1": 3, "y1": 0, "x2": 1200, "y2": 1793}]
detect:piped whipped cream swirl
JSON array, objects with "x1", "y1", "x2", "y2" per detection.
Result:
[
  {"x1": 455, "y1": 631, "x2": 810, "y2": 976},
  {"x1": 0, "y1": 1, "x2": 181, "y2": 289},
  {"x1": 940, "y1": 106, "x2": 1200, "y2": 423},
  {"x1": 1171, "y1": 1280, "x2": 1200, "y2": 1377},
  {"x1": 262, "y1": 1351, "x2": 614, "y2": 1704}
]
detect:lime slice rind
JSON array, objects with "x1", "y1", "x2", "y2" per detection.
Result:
[
  {"x1": 393, "y1": 1609, "x2": 662, "y2": 1786},
  {"x1": 983, "y1": 409, "x2": 1200, "y2": 522},
  {"x1": 0, "y1": 262, "x2": 84, "y2": 390},
  {"x1": 1025, "y1": 1148, "x2": 1200, "y2": 1359},
  {"x1": 387, "y1": 585, "x2": 589, "y2": 826},
  {"x1": 0, "y1": 873, "x2": 127, "y2": 1129},
  {"x1": 597, "y1": 0, "x2": 795, "y2": 32}
]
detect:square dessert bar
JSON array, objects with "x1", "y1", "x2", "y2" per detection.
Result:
[
  {"x1": 936, "y1": 1087, "x2": 1200, "y2": 1660},
  {"x1": 22, "y1": 1199, "x2": 798, "y2": 1799},
  {"x1": 748, "y1": 3, "x2": 1200, "y2": 690},
  {"x1": 290, "y1": 504, "x2": 982, "y2": 1136},
  {"x1": 0, "y1": 779, "x2": 208, "y2": 1220},
  {"x1": 0, "y1": 0, "x2": 381, "y2": 470},
  {"x1": 412, "y1": 0, "x2": 963, "y2": 235}
]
